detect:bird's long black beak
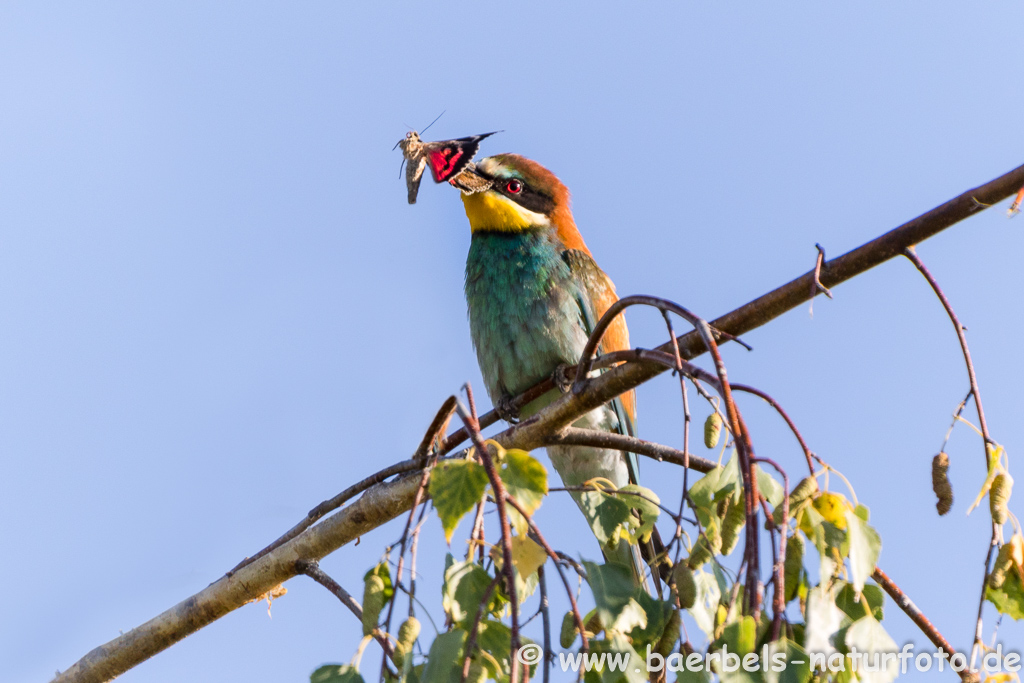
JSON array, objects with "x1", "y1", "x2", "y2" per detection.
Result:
[{"x1": 449, "y1": 163, "x2": 493, "y2": 195}]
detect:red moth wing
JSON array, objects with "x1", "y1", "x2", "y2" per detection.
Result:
[{"x1": 425, "y1": 132, "x2": 499, "y2": 183}]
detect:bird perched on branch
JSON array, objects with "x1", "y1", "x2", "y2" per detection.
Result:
[{"x1": 451, "y1": 153, "x2": 657, "y2": 585}]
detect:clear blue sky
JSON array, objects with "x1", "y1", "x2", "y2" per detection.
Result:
[{"x1": 3, "y1": 3, "x2": 1023, "y2": 681}]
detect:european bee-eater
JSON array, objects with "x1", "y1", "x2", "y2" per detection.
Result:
[{"x1": 455, "y1": 154, "x2": 650, "y2": 583}]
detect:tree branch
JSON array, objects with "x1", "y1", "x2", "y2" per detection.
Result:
[
  {"x1": 52, "y1": 161, "x2": 1024, "y2": 683},
  {"x1": 53, "y1": 474, "x2": 423, "y2": 683}
]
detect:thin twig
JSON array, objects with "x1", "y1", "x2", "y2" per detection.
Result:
[
  {"x1": 457, "y1": 388, "x2": 522, "y2": 682},
  {"x1": 731, "y1": 384, "x2": 816, "y2": 476},
  {"x1": 295, "y1": 559, "x2": 399, "y2": 672},
  {"x1": 506, "y1": 497, "x2": 589, "y2": 653},
  {"x1": 379, "y1": 462, "x2": 434, "y2": 681},
  {"x1": 571, "y1": 295, "x2": 762, "y2": 614},
  {"x1": 663, "y1": 312, "x2": 694, "y2": 547},
  {"x1": 751, "y1": 458, "x2": 789, "y2": 640},
  {"x1": 903, "y1": 249, "x2": 991, "y2": 446},
  {"x1": 231, "y1": 399, "x2": 458, "y2": 579},
  {"x1": 460, "y1": 576, "x2": 500, "y2": 683},
  {"x1": 408, "y1": 507, "x2": 429, "y2": 617},
  {"x1": 228, "y1": 459, "x2": 424, "y2": 576},
  {"x1": 939, "y1": 391, "x2": 973, "y2": 455},
  {"x1": 538, "y1": 566, "x2": 552, "y2": 683},
  {"x1": 809, "y1": 243, "x2": 834, "y2": 317},
  {"x1": 902, "y1": 247, "x2": 998, "y2": 669}
]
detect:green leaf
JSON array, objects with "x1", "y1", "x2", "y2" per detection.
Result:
[
  {"x1": 804, "y1": 586, "x2": 844, "y2": 657},
  {"x1": 619, "y1": 484, "x2": 661, "y2": 543},
  {"x1": 986, "y1": 565, "x2": 1024, "y2": 619},
  {"x1": 797, "y1": 503, "x2": 824, "y2": 540},
  {"x1": 581, "y1": 633, "x2": 646, "y2": 683},
  {"x1": 491, "y1": 536, "x2": 546, "y2": 600},
  {"x1": 845, "y1": 616, "x2": 898, "y2": 683},
  {"x1": 361, "y1": 575, "x2": 387, "y2": 636},
  {"x1": 756, "y1": 465, "x2": 785, "y2": 508},
  {"x1": 836, "y1": 582, "x2": 884, "y2": 621},
  {"x1": 443, "y1": 560, "x2": 497, "y2": 624},
  {"x1": 363, "y1": 563, "x2": 395, "y2": 603},
  {"x1": 583, "y1": 560, "x2": 648, "y2": 633},
  {"x1": 717, "y1": 669, "x2": 761, "y2": 683},
  {"x1": 579, "y1": 490, "x2": 633, "y2": 547},
  {"x1": 718, "y1": 615, "x2": 756, "y2": 655},
  {"x1": 689, "y1": 466, "x2": 725, "y2": 509},
  {"x1": 472, "y1": 620, "x2": 537, "y2": 682},
  {"x1": 845, "y1": 509, "x2": 882, "y2": 593},
  {"x1": 499, "y1": 450, "x2": 548, "y2": 535},
  {"x1": 690, "y1": 569, "x2": 721, "y2": 638},
  {"x1": 764, "y1": 639, "x2": 812, "y2": 683},
  {"x1": 420, "y1": 629, "x2": 468, "y2": 683},
  {"x1": 822, "y1": 522, "x2": 848, "y2": 559},
  {"x1": 676, "y1": 664, "x2": 713, "y2": 683},
  {"x1": 718, "y1": 451, "x2": 741, "y2": 499},
  {"x1": 627, "y1": 591, "x2": 674, "y2": 647},
  {"x1": 511, "y1": 536, "x2": 546, "y2": 577},
  {"x1": 311, "y1": 664, "x2": 366, "y2": 683},
  {"x1": 430, "y1": 460, "x2": 489, "y2": 543},
  {"x1": 854, "y1": 504, "x2": 870, "y2": 522},
  {"x1": 711, "y1": 561, "x2": 731, "y2": 597}
]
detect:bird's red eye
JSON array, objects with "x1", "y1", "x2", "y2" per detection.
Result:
[{"x1": 506, "y1": 179, "x2": 523, "y2": 194}]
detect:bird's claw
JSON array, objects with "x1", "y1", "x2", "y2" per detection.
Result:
[
  {"x1": 553, "y1": 363, "x2": 574, "y2": 394},
  {"x1": 495, "y1": 395, "x2": 520, "y2": 424}
]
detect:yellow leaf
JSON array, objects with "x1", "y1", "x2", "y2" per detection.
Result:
[
  {"x1": 813, "y1": 492, "x2": 851, "y2": 530},
  {"x1": 984, "y1": 673, "x2": 1017, "y2": 683},
  {"x1": 968, "y1": 444, "x2": 1006, "y2": 515},
  {"x1": 510, "y1": 536, "x2": 547, "y2": 578},
  {"x1": 1011, "y1": 534, "x2": 1024, "y2": 568}
]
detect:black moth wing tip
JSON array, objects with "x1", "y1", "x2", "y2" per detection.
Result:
[
  {"x1": 455, "y1": 130, "x2": 502, "y2": 143},
  {"x1": 440, "y1": 131, "x2": 500, "y2": 181}
]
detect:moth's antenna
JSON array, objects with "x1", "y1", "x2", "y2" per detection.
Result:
[
  {"x1": 398, "y1": 158, "x2": 406, "y2": 179},
  {"x1": 420, "y1": 110, "x2": 446, "y2": 136}
]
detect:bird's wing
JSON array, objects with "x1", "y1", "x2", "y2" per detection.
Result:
[
  {"x1": 561, "y1": 249, "x2": 639, "y2": 480},
  {"x1": 564, "y1": 249, "x2": 666, "y2": 588}
]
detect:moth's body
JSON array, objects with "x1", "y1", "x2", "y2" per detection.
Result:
[
  {"x1": 459, "y1": 154, "x2": 642, "y2": 577},
  {"x1": 396, "y1": 130, "x2": 497, "y2": 204}
]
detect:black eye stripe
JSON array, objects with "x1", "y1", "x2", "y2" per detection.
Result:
[
  {"x1": 475, "y1": 167, "x2": 556, "y2": 215},
  {"x1": 501, "y1": 182, "x2": 554, "y2": 215}
]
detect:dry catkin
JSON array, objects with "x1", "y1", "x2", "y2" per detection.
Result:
[
  {"x1": 990, "y1": 472, "x2": 1013, "y2": 525},
  {"x1": 784, "y1": 533, "x2": 804, "y2": 603},
  {"x1": 932, "y1": 452, "x2": 953, "y2": 516},
  {"x1": 989, "y1": 543, "x2": 1015, "y2": 588},
  {"x1": 704, "y1": 413, "x2": 722, "y2": 449},
  {"x1": 673, "y1": 563, "x2": 697, "y2": 609}
]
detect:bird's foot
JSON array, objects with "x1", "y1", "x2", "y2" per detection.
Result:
[
  {"x1": 495, "y1": 395, "x2": 520, "y2": 424},
  {"x1": 553, "y1": 363, "x2": 575, "y2": 394}
]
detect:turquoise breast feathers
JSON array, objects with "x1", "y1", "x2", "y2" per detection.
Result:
[{"x1": 465, "y1": 230, "x2": 591, "y2": 409}]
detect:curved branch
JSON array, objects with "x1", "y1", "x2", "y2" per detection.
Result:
[{"x1": 545, "y1": 427, "x2": 716, "y2": 473}]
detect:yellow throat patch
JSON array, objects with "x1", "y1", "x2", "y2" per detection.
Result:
[{"x1": 462, "y1": 190, "x2": 548, "y2": 232}]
